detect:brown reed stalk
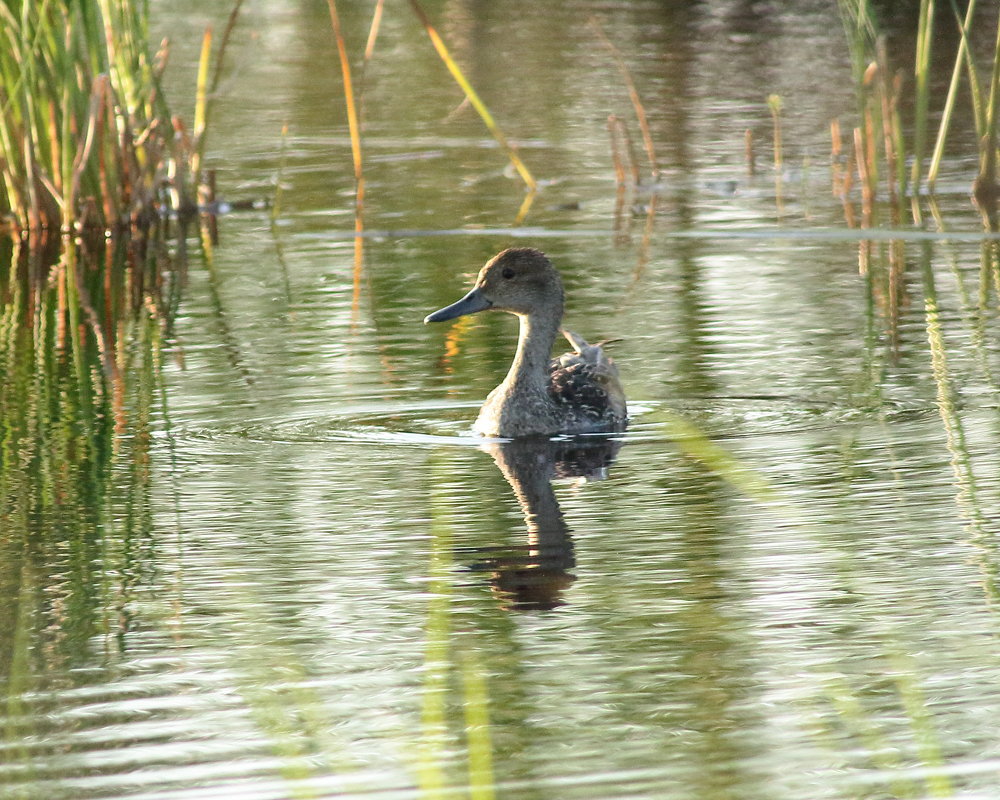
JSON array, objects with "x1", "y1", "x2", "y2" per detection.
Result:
[
  {"x1": 854, "y1": 126, "x2": 874, "y2": 228},
  {"x1": 831, "y1": 118, "x2": 843, "y2": 197},
  {"x1": 607, "y1": 115, "x2": 626, "y2": 187},
  {"x1": 873, "y1": 50, "x2": 901, "y2": 225},
  {"x1": 767, "y1": 94, "x2": 784, "y2": 214},
  {"x1": 617, "y1": 117, "x2": 641, "y2": 186},
  {"x1": 325, "y1": 0, "x2": 367, "y2": 322},
  {"x1": 842, "y1": 138, "x2": 858, "y2": 228},
  {"x1": 356, "y1": 0, "x2": 386, "y2": 195},
  {"x1": 607, "y1": 117, "x2": 630, "y2": 243},
  {"x1": 363, "y1": 0, "x2": 385, "y2": 69},
  {"x1": 590, "y1": 17, "x2": 660, "y2": 182}
]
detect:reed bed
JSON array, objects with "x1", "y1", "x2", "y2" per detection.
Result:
[
  {"x1": 0, "y1": 0, "x2": 215, "y2": 235},
  {"x1": 837, "y1": 0, "x2": 1000, "y2": 228}
]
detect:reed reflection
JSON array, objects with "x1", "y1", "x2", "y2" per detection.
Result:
[
  {"x1": 0, "y1": 231, "x2": 175, "y2": 689},
  {"x1": 466, "y1": 436, "x2": 622, "y2": 611}
]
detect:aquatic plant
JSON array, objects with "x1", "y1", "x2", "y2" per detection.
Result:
[
  {"x1": 767, "y1": 94, "x2": 785, "y2": 213},
  {"x1": 0, "y1": 0, "x2": 220, "y2": 234},
  {"x1": 837, "y1": 0, "x2": 1000, "y2": 226},
  {"x1": 590, "y1": 17, "x2": 660, "y2": 185},
  {"x1": 408, "y1": 0, "x2": 536, "y2": 194},
  {"x1": 327, "y1": 0, "x2": 538, "y2": 227}
]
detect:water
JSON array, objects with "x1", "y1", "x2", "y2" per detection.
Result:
[{"x1": 5, "y1": 1, "x2": 1000, "y2": 798}]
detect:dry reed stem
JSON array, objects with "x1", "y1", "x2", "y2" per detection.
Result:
[
  {"x1": 326, "y1": 0, "x2": 367, "y2": 323},
  {"x1": 612, "y1": 184, "x2": 628, "y2": 245},
  {"x1": 617, "y1": 117, "x2": 641, "y2": 186},
  {"x1": 607, "y1": 115, "x2": 626, "y2": 186},
  {"x1": 590, "y1": 17, "x2": 660, "y2": 182},
  {"x1": 842, "y1": 144, "x2": 858, "y2": 228},
  {"x1": 636, "y1": 194, "x2": 658, "y2": 279},
  {"x1": 767, "y1": 94, "x2": 783, "y2": 215},
  {"x1": 364, "y1": 0, "x2": 385, "y2": 65},
  {"x1": 831, "y1": 118, "x2": 843, "y2": 197},
  {"x1": 872, "y1": 53, "x2": 900, "y2": 225},
  {"x1": 854, "y1": 126, "x2": 872, "y2": 276}
]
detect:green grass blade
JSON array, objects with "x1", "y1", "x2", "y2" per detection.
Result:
[
  {"x1": 909, "y1": 0, "x2": 935, "y2": 194},
  {"x1": 927, "y1": 0, "x2": 978, "y2": 190}
]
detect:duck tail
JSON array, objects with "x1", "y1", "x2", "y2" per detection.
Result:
[
  {"x1": 561, "y1": 329, "x2": 623, "y2": 355},
  {"x1": 560, "y1": 328, "x2": 591, "y2": 354}
]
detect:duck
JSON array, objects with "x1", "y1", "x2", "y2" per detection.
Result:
[{"x1": 424, "y1": 247, "x2": 627, "y2": 438}]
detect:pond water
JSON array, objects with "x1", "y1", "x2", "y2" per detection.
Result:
[{"x1": 6, "y1": 1, "x2": 1000, "y2": 798}]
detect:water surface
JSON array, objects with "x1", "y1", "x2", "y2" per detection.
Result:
[{"x1": 5, "y1": 2, "x2": 1000, "y2": 799}]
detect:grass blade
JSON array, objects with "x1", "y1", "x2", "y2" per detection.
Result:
[{"x1": 407, "y1": 0, "x2": 536, "y2": 192}]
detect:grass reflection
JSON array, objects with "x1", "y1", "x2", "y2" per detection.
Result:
[
  {"x1": 917, "y1": 242, "x2": 1000, "y2": 605},
  {"x1": 0, "y1": 232, "x2": 168, "y2": 694},
  {"x1": 822, "y1": 655, "x2": 953, "y2": 799},
  {"x1": 417, "y1": 460, "x2": 496, "y2": 799}
]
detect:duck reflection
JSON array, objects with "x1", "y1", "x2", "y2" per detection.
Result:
[{"x1": 466, "y1": 436, "x2": 622, "y2": 611}]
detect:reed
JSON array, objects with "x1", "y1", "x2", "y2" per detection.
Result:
[
  {"x1": 607, "y1": 115, "x2": 628, "y2": 188},
  {"x1": 908, "y1": 0, "x2": 935, "y2": 196},
  {"x1": 973, "y1": 10, "x2": 1000, "y2": 226},
  {"x1": 927, "y1": 0, "x2": 977, "y2": 190},
  {"x1": 0, "y1": 0, "x2": 218, "y2": 234},
  {"x1": 767, "y1": 94, "x2": 784, "y2": 213},
  {"x1": 326, "y1": 0, "x2": 385, "y2": 321},
  {"x1": 838, "y1": 0, "x2": 1000, "y2": 225},
  {"x1": 590, "y1": 17, "x2": 660, "y2": 183},
  {"x1": 194, "y1": 0, "x2": 246, "y2": 187},
  {"x1": 408, "y1": 0, "x2": 536, "y2": 192}
]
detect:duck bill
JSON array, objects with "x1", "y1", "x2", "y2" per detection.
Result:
[{"x1": 423, "y1": 287, "x2": 493, "y2": 323}]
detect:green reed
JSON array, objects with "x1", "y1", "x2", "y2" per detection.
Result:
[
  {"x1": 838, "y1": 0, "x2": 1000, "y2": 225},
  {"x1": 0, "y1": 0, "x2": 209, "y2": 234}
]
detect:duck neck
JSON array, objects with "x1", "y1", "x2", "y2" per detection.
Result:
[{"x1": 503, "y1": 311, "x2": 559, "y2": 396}]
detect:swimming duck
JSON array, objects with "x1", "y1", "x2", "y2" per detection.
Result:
[{"x1": 424, "y1": 248, "x2": 627, "y2": 438}]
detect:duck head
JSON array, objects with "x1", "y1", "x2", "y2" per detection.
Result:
[{"x1": 424, "y1": 248, "x2": 565, "y2": 323}]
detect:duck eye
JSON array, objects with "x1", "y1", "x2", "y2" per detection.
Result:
[{"x1": 502, "y1": 267, "x2": 515, "y2": 279}]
